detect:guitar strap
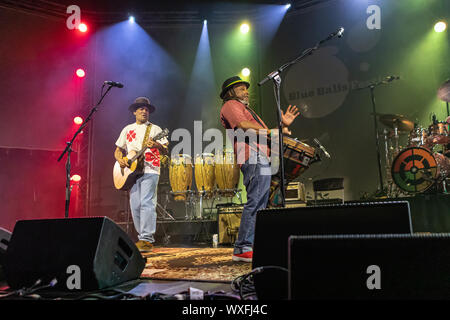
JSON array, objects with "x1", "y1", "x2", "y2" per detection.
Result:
[
  {"x1": 246, "y1": 106, "x2": 266, "y2": 129},
  {"x1": 137, "y1": 123, "x2": 152, "y2": 166}
]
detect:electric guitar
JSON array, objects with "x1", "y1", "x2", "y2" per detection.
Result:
[{"x1": 113, "y1": 128, "x2": 169, "y2": 190}]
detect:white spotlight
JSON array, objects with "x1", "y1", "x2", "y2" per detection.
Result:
[
  {"x1": 285, "y1": 3, "x2": 291, "y2": 9},
  {"x1": 204, "y1": 19, "x2": 207, "y2": 25},
  {"x1": 129, "y1": 16, "x2": 135, "y2": 23},
  {"x1": 241, "y1": 67, "x2": 251, "y2": 77}
]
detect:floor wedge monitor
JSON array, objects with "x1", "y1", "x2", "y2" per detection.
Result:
[
  {"x1": 288, "y1": 233, "x2": 450, "y2": 299},
  {"x1": 4, "y1": 217, "x2": 146, "y2": 291},
  {"x1": 253, "y1": 201, "x2": 412, "y2": 300}
]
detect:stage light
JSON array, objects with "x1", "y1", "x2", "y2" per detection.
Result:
[
  {"x1": 73, "y1": 116, "x2": 83, "y2": 125},
  {"x1": 241, "y1": 67, "x2": 251, "y2": 77},
  {"x1": 129, "y1": 16, "x2": 135, "y2": 23},
  {"x1": 76, "y1": 68, "x2": 85, "y2": 78},
  {"x1": 204, "y1": 19, "x2": 207, "y2": 25},
  {"x1": 78, "y1": 23, "x2": 88, "y2": 33},
  {"x1": 285, "y1": 3, "x2": 291, "y2": 9},
  {"x1": 71, "y1": 175, "x2": 81, "y2": 182},
  {"x1": 434, "y1": 21, "x2": 447, "y2": 33},
  {"x1": 240, "y1": 23, "x2": 250, "y2": 34}
]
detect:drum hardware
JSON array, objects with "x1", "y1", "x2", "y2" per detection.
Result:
[{"x1": 156, "y1": 202, "x2": 175, "y2": 221}]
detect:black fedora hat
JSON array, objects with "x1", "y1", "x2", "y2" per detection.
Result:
[
  {"x1": 220, "y1": 76, "x2": 250, "y2": 99},
  {"x1": 128, "y1": 97, "x2": 156, "y2": 113}
]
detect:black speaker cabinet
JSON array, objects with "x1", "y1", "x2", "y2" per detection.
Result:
[
  {"x1": 0, "y1": 227, "x2": 11, "y2": 281},
  {"x1": 4, "y1": 217, "x2": 146, "y2": 291},
  {"x1": 253, "y1": 201, "x2": 412, "y2": 300},
  {"x1": 288, "y1": 233, "x2": 450, "y2": 299}
]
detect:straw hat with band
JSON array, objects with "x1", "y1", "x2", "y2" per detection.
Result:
[{"x1": 220, "y1": 76, "x2": 250, "y2": 99}]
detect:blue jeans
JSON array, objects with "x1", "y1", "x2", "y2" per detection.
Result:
[
  {"x1": 129, "y1": 173, "x2": 159, "y2": 243},
  {"x1": 234, "y1": 154, "x2": 271, "y2": 254}
]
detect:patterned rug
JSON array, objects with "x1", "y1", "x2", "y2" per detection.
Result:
[{"x1": 140, "y1": 247, "x2": 252, "y2": 283}]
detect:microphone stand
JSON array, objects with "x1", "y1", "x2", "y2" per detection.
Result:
[
  {"x1": 58, "y1": 84, "x2": 114, "y2": 218},
  {"x1": 258, "y1": 27, "x2": 344, "y2": 207},
  {"x1": 357, "y1": 77, "x2": 399, "y2": 197}
]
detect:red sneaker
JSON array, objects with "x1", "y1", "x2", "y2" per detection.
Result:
[{"x1": 232, "y1": 251, "x2": 253, "y2": 262}]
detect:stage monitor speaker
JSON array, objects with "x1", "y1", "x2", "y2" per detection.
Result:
[
  {"x1": 0, "y1": 227, "x2": 12, "y2": 281},
  {"x1": 253, "y1": 201, "x2": 412, "y2": 300},
  {"x1": 288, "y1": 233, "x2": 450, "y2": 299},
  {"x1": 4, "y1": 217, "x2": 146, "y2": 291}
]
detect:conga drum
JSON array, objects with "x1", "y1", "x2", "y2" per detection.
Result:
[
  {"x1": 194, "y1": 153, "x2": 216, "y2": 197},
  {"x1": 269, "y1": 136, "x2": 318, "y2": 206},
  {"x1": 215, "y1": 149, "x2": 240, "y2": 196},
  {"x1": 169, "y1": 154, "x2": 193, "y2": 201}
]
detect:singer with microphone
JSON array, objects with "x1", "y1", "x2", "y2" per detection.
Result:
[
  {"x1": 114, "y1": 97, "x2": 169, "y2": 253},
  {"x1": 219, "y1": 76, "x2": 300, "y2": 263}
]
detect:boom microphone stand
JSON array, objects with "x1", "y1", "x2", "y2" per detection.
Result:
[
  {"x1": 357, "y1": 76, "x2": 400, "y2": 197},
  {"x1": 258, "y1": 27, "x2": 344, "y2": 207},
  {"x1": 58, "y1": 83, "x2": 116, "y2": 218}
]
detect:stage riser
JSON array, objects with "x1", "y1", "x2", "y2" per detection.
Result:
[
  {"x1": 350, "y1": 195, "x2": 450, "y2": 233},
  {"x1": 155, "y1": 221, "x2": 218, "y2": 244}
]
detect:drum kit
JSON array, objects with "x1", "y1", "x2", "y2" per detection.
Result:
[
  {"x1": 380, "y1": 79, "x2": 450, "y2": 195},
  {"x1": 167, "y1": 149, "x2": 241, "y2": 220}
]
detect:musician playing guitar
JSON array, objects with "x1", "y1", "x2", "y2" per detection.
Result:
[
  {"x1": 114, "y1": 97, "x2": 169, "y2": 253},
  {"x1": 219, "y1": 76, "x2": 300, "y2": 262}
]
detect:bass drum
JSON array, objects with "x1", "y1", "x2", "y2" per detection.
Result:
[
  {"x1": 169, "y1": 154, "x2": 193, "y2": 201},
  {"x1": 391, "y1": 147, "x2": 439, "y2": 193}
]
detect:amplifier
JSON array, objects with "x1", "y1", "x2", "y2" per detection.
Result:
[
  {"x1": 285, "y1": 182, "x2": 306, "y2": 202},
  {"x1": 217, "y1": 205, "x2": 243, "y2": 244}
]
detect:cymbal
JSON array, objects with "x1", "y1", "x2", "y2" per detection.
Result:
[
  {"x1": 437, "y1": 79, "x2": 450, "y2": 102},
  {"x1": 376, "y1": 113, "x2": 415, "y2": 132}
]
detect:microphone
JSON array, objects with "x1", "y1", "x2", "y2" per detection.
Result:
[
  {"x1": 432, "y1": 113, "x2": 438, "y2": 125},
  {"x1": 385, "y1": 75, "x2": 400, "y2": 82},
  {"x1": 313, "y1": 138, "x2": 331, "y2": 159},
  {"x1": 326, "y1": 27, "x2": 345, "y2": 41},
  {"x1": 104, "y1": 81, "x2": 124, "y2": 88}
]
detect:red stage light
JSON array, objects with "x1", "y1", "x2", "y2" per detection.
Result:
[
  {"x1": 71, "y1": 175, "x2": 81, "y2": 182},
  {"x1": 74, "y1": 116, "x2": 83, "y2": 125},
  {"x1": 76, "y1": 68, "x2": 85, "y2": 78},
  {"x1": 78, "y1": 23, "x2": 88, "y2": 33}
]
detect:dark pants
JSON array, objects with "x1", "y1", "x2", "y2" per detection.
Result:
[{"x1": 234, "y1": 154, "x2": 271, "y2": 254}]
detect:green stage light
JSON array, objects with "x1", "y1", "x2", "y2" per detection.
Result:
[
  {"x1": 434, "y1": 21, "x2": 446, "y2": 33},
  {"x1": 240, "y1": 23, "x2": 250, "y2": 34}
]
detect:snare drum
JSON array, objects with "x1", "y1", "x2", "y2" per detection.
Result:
[
  {"x1": 215, "y1": 149, "x2": 240, "y2": 196},
  {"x1": 194, "y1": 153, "x2": 216, "y2": 197},
  {"x1": 169, "y1": 154, "x2": 193, "y2": 201},
  {"x1": 408, "y1": 126, "x2": 428, "y2": 147}
]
